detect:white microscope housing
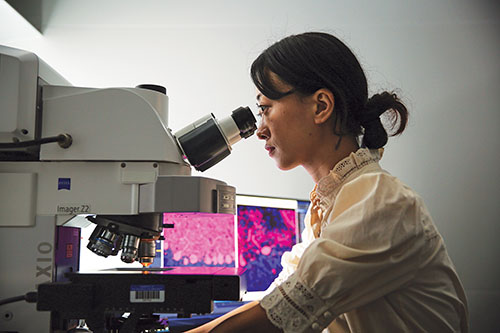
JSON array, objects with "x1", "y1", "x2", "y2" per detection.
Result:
[{"x1": 0, "y1": 45, "x2": 256, "y2": 332}]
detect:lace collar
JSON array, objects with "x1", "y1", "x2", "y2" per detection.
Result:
[{"x1": 311, "y1": 148, "x2": 383, "y2": 211}]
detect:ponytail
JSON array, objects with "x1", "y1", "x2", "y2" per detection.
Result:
[{"x1": 357, "y1": 92, "x2": 408, "y2": 149}]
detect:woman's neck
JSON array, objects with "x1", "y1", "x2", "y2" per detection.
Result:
[{"x1": 303, "y1": 135, "x2": 359, "y2": 184}]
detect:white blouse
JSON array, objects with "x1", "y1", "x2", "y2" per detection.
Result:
[{"x1": 261, "y1": 148, "x2": 469, "y2": 332}]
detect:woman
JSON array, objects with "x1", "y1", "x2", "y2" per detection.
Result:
[{"x1": 188, "y1": 32, "x2": 468, "y2": 332}]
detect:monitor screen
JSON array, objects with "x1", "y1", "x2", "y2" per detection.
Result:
[
  {"x1": 160, "y1": 195, "x2": 309, "y2": 293},
  {"x1": 162, "y1": 212, "x2": 236, "y2": 268},
  {"x1": 236, "y1": 195, "x2": 299, "y2": 292}
]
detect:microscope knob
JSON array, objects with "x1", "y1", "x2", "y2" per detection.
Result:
[{"x1": 136, "y1": 84, "x2": 167, "y2": 95}]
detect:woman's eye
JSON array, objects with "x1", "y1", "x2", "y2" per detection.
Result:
[{"x1": 256, "y1": 104, "x2": 270, "y2": 117}]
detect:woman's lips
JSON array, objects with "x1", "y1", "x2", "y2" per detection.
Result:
[{"x1": 265, "y1": 145, "x2": 275, "y2": 156}]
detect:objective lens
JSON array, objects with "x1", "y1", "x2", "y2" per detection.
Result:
[
  {"x1": 138, "y1": 239, "x2": 156, "y2": 266},
  {"x1": 120, "y1": 234, "x2": 141, "y2": 263},
  {"x1": 87, "y1": 225, "x2": 119, "y2": 257}
]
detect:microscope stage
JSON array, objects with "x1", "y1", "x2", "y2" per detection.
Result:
[{"x1": 37, "y1": 266, "x2": 245, "y2": 331}]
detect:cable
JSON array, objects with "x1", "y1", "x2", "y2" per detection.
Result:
[
  {"x1": 0, "y1": 133, "x2": 72, "y2": 149},
  {"x1": 0, "y1": 292, "x2": 37, "y2": 306},
  {"x1": 0, "y1": 295, "x2": 24, "y2": 306}
]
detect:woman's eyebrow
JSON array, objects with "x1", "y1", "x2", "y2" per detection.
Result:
[{"x1": 256, "y1": 93, "x2": 262, "y2": 101}]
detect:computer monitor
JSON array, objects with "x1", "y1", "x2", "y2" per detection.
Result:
[
  {"x1": 160, "y1": 195, "x2": 310, "y2": 293},
  {"x1": 236, "y1": 195, "x2": 299, "y2": 292}
]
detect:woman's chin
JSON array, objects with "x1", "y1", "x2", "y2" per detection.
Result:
[{"x1": 275, "y1": 160, "x2": 297, "y2": 171}]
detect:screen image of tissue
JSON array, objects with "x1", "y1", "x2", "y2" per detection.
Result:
[
  {"x1": 163, "y1": 212, "x2": 236, "y2": 267},
  {"x1": 237, "y1": 196, "x2": 298, "y2": 291}
]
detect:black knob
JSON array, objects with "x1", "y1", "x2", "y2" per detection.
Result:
[{"x1": 136, "y1": 84, "x2": 167, "y2": 95}]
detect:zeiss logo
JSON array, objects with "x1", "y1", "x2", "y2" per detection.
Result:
[{"x1": 58, "y1": 178, "x2": 71, "y2": 190}]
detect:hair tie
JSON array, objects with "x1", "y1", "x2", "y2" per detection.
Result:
[
  {"x1": 358, "y1": 107, "x2": 383, "y2": 128},
  {"x1": 358, "y1": 104, "x2": 388, "y2": 148}
]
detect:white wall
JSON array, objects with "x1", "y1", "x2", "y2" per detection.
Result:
[{"x1": 1, "y1": 0, "x2": 499, "y2": 331}]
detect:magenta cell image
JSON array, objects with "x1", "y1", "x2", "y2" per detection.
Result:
[
  {"x1": 237, "y1": 205, "x2": 297, "y2": 291},
  {"x1": 163, "y1": 213, "x2": 236, "y2": 267}
]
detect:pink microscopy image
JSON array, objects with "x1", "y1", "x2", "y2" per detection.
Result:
[
  {"x1": 163, "y1": 213, "x2": 236, "y2": 267},
  {"x1": 238, "y1": 206, "x2": 297, "y2": 291}
]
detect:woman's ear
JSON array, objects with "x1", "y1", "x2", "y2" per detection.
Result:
[{"x1": 313, "y1": 89, "x2": 335, "y2": 125}]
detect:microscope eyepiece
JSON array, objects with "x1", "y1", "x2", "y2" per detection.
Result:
[
  {"x1": 231, "y1": 106, "x2": 258, "y2": 139},
  {"x1": 175, "y1": 106, "x2": 257, "y2": 171}
]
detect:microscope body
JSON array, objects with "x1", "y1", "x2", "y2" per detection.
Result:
[{"x1": 0, "y1": 45, "x2": 253, "y2": 332}]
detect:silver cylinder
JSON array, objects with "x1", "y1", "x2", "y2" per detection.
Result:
[
  {"x1": 87, "y1": 226, "x2": 119, "y2": 257},
  {"x1": 138, "y1": 239, "x2": 156, "y2": 266},
  {"x1": 120, "y1": 234, "x2": 140, "y2": 263}
]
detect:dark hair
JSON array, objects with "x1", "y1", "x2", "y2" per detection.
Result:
[{"x1": 250, "y1": 32, "x2": 408, "y2": 148}]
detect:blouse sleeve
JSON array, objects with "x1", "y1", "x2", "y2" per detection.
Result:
[{"x1": 261, "y1": 172, "x2": 431, "y2": 332}]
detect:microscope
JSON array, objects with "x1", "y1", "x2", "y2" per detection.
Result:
[{"x1": 0, "y1": 45, "x2": 256, "y2": 332}]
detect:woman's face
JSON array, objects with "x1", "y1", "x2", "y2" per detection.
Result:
[{"x1": 255, "y1": 82, "x2": 318, "y2": 171}]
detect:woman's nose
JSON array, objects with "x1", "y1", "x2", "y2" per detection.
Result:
[{"x1": 256, "y1": 121, "x2": 269, "y2": 140}]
